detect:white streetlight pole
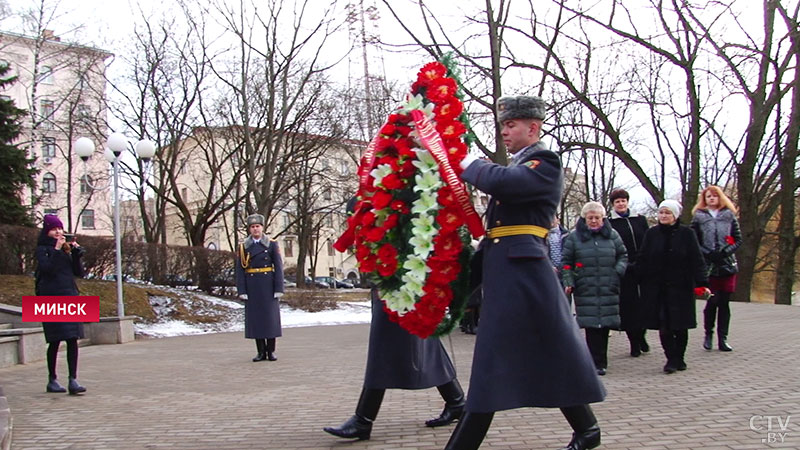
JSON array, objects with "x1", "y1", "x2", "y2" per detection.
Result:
[{"x1": 75, "y1": 134, "x2": 157, "y2": 319}]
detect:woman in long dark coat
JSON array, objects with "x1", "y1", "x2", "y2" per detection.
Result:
[
  {"x1": 235, "y1": 214, "x2": 284, "y2": 362},
  {"x1": 35, "y1": 214, "x2": 87, "y2": 394},
  {"x1": 637, "y1": 200, "x2": 709, "y2": 374},
  {"x1": 608, "y1": 188, "x2": 651, "y2": 357}
]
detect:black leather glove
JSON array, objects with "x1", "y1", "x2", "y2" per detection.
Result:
[{"x1": 708, "y1": 250, "x2": 724, "y2": 264}]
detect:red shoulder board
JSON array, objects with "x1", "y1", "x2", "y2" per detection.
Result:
[{"x1": 525, "y1": 159, "x2": 541, "y2": 169}]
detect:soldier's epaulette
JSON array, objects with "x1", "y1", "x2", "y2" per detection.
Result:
[{"x1": 270, "y1": 239, "x2": 278, "y2": 242}]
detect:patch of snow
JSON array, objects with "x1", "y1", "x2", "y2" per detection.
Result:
[{"x1": 136, "y1": 300, "x2": 371, "y2": 338}]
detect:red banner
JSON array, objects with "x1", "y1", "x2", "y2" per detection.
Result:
[
  {"x1": 410, "y1": 110, "x2": 485, "y2": 238},
  {"x1": 22, "y1": 296, "x2": 100, "y2": 322}
]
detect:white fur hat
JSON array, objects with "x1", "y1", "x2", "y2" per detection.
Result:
[{"x1": 658, "y1": 199, "x2": 682, "y2": 218}]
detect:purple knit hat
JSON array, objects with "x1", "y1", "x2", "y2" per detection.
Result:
[{"x1": 42, "y1": 214, "x2": 64, "y2": 233}]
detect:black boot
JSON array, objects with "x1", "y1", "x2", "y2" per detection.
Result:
[
  {"x1": 718, "y1": 335, "x2": 733, "y2": 352},
  {"x1": 703, "y1": 332, "x2": 713, "y2": 351},
  {"x1": 323, "y1": 414, "x2": 372, "y2": 440},
  {"x1": 426, "y1": 379, "x2": 465, "y2": 427},
  {"x1": 252, "y1": 339, "x2": 267, "y2": 361},
  {"x1": 266, "y1": 338, "x2": 277, "y2": 360},
  {"x1": 640, "y1": 330, "x2": 650, "y2": 353},
  {"x1": 68, "y1": 377, "x2": 86, "y2": 395},
  {"x1": 443, "y1": 411, "x2": 494, "y2": 450},
  {"x1": 560, "y1": 405, "x2": 601, "y2": 450},
  {"x1": 46, "y1": 376, "x2": 66, "y2": 393},
  {"x1": 323, "y1": 388, "x2": 384, "y2": 440}
]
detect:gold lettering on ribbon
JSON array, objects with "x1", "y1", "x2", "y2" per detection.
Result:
[{"x1": 410, "y1": 110, "x2": 485, "y2": 238}]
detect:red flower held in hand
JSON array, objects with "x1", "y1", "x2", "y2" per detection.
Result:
[
  {"x1": 563, "y1": 265, "x2": 572, "y2": 270},
  {"x1": 576, "y1": 262, "x2": 584, "y2": 268},
  {"x1": 725, "y1": 235, "x2": 736, "y2": 245}
]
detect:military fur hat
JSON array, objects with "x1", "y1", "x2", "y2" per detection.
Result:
[
  {"x1": 245, "y1": 214, "x2": 265, "y2": 227},
  {"x1": 497, "y1": 95, "x2": 547, "y2": 123}
]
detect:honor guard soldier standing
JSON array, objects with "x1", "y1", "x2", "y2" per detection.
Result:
[
  {"x1": 235, "y1": 213, "x2": 285, "y2": 362},
  {"x1": 444, "y1": 96, "x2": 606, "y2": 450}
]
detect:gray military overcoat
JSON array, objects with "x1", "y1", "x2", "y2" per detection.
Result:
[{"x1": 235, "y1": 237, "x2": 285, "y2": 339}]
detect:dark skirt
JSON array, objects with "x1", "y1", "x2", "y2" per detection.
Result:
[
  {"x1": 42, "y1": 322, "x2": 85, "y2": 343},
  {"x1": 709, "y1": 275, "x2": 737, "y2": 294}
]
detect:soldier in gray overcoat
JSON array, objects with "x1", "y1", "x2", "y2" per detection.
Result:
[
  {"x1": 444, "y1": 96, "x2": 606, "y2": 450},
  {"x1": 235, "y1": 214, "x2": 284, "y2": 362},
  {"x1": 323, "y1": 203, "x2": 465, "y2": 441}
]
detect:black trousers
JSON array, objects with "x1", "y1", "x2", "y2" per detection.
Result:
[
  {"x1": 625, "y1": 328, "x2": 647, "y2": 352},
  {"x1": 704, "y1": 292, "x2": 731, "y2": 337},
  {"x1": 659, "y1": 329, "x2": 688, "y2": 366},
  {"x1": 584, "y1": 327, "x2": 610, "y2": 369},
  {"x1": 47, "y1": 338, "x2": 79, "y2": 379}
]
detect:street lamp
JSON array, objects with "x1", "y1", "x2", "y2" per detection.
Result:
[{"x1": 75, "y1": 134, "x2": 157, "y2": 318}]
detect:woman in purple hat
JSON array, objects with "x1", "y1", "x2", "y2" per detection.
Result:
[{"x1": 35, "y1": 214, "x2": 87, "y2": 394}]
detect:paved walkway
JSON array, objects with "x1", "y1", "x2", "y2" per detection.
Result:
[{"x1": 1, "y1": 301, "x2": 798, "y2": 449}]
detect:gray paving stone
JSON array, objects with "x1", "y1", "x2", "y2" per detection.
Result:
[{"x1": 1, "y1": 301, "x2": 798, "y2": 449}]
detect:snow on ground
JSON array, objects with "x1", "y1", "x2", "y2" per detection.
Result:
[{"x1": 135, "y1": 289, "x2": 372, "y2": 338}]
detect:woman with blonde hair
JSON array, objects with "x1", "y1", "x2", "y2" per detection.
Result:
[{"x1": 691, "y1": 185, "x2": 742, "y2": 352}]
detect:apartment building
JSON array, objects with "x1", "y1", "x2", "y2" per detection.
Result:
[{"x1": 0, "y1": 29, "x2": 113, "y2": 236}]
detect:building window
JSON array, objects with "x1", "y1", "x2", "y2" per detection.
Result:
[
  {"x1": 40, "y1": 66, "x2": 54, "y2": 84},
  {"x1": 323, "y1": 189, "x2": 331, "y2": 201},
  {"x1": 80, "y1": 210, "x2": 95, "y2": 229},
  {"x1": 325, "y1": 215, "x2": 333, "y2": 227},
  {"x1": 42, "y1": 137, "x2": 56, "y2": 157},
  {"x1": 327, "y1": 239, "x2": 334, "y2": 256},
  {"x1": 80, "y1": 175, "x2": 93, "y2": 194},
  {"x1": 42, "y1": 173, "x2": 56, "y2": 193},
  {"x1": 40, "y1": 100, "x2": 54, "y2": 129},
  {"x1": 329, "y1": 267, "x2": 335, "y2": 277},
  {"x1": 76, "y1": 104, "x2": 91, "y2": 119},
  {"x1": 284, "y1": 239, "x2": 293, "y2": 257},
  {"x1": 283, "y1": 214, "x2": 290, "y2": 228}
]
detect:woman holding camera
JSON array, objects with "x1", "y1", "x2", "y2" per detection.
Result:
[
  {"x1": 35, "y1": 214, "x2": 87, "y2": 394},
  {"x1": 691, "y1": 186, "x2": 742, "y2": 352}
]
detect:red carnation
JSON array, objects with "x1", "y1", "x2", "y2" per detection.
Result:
[
  {"x1": 371, "y1": 190, "x2": 393, "y2": 210},
  {"x1": 435, "y1": 208, "x2": 462, "y2": 233},
  {"x1": 377, "y1": 259, "x2": 398, "y2": 277},
  {"x1": 399, "y1": 158, "x2": 416, "y2": 178},
  {"x1": 694, "y1": 287, "x2": 707, "y2": 297},
  {"x1": 427, "y1": 78, "x2": 458, "y2": 103},
  {"x1": 377, "y1": 243, "x2": 398, "y2": 261},
  {"x1": 391, "y1": 200, "x2": 410, "y2": 214},
  {"x1": 434, "y1": 99, "x2": 464, "y2": 121},
  {"x1": 365, "y1": 227, "x2": 386, "y2": 242},
  {"x1": 563, "y1": 265, "x2": 572, "y2": 270},
  {"x1": 417, "y1": 62, "x2": 447, "y2": 83},
  {"x1": 725, "y1": 235, "x2": 736, "y2": 245},
  {"x1": 379, "y1": 122, "x2": 397, "y2": 136},
  {"x1": 576, "y1": 262, "x2": 584, "y2": 268},
  {"x1": 355, "y1": 244, "x2": 372, "y2": 260},
  {"x1": 436, "y1": 120, "x2": 467, "y2": 140},
  {"x1": 361, "y1": 211, "x2": 376, "y2": 227},
  {"x1": 433, "y1": 231, "x2": 463, "y2": 256},
  {"x1": 381, "y1": 173, "x2": 404, "y2": 190},
  {"x1": 383, "y1": 213, "x2": 399, "y2": 229},
  {"x1": 359, "y1": 254, "x2": 378, "y2": 273}
]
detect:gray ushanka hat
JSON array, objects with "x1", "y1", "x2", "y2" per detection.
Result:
[
  {"x1": 497, "y1": 95, "x2": 547, "y2": 123},
  {"x1": 245, "y1": 214, "x2": 265, "y2": 227}
]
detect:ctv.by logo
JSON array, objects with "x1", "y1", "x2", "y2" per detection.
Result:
[{"x1": 749, "y1": 415, "x2": 792, "y2": 444}]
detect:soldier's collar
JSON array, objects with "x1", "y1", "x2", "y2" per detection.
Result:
[{"x1": 244, "y1": 235, "x2": 270, "y2": 248}]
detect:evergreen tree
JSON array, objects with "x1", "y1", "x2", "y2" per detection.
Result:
[{"x1": 0, "y1": 63, "x2": 36, "y2": 226}]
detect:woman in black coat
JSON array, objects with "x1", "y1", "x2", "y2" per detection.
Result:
[
  {"x1": 637, "y1": 201, "x2": 709, "y2": 374},
  {"x1": 35, "y1": 214, "x2": 87, "y2": 394},
  {"x1": 608, "y1": 189, "x2": 651, "y2": 357}
]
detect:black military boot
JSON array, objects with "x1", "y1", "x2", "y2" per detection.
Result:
[
  {"x1": 266, "y1": 338, "x2": 277, "y2": 360},
  {"x1": 323, "y1": 388, "x2": 384, "y2": 440},
  {"x1": 426, "y1": 379, "x2": 465, "y2": 427},
  {"x1": 252, "y1": 339, "x2": 267, "y2": 362},
  {"x1": 443, "y1": 411, "x2": 494, "y2": 450},
  {"x1": 46, "y1": 376, "x2": 66, "y2": 393},
  {"x1": 560, "y1": 405, "x2": 601, "y2": 450}
]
